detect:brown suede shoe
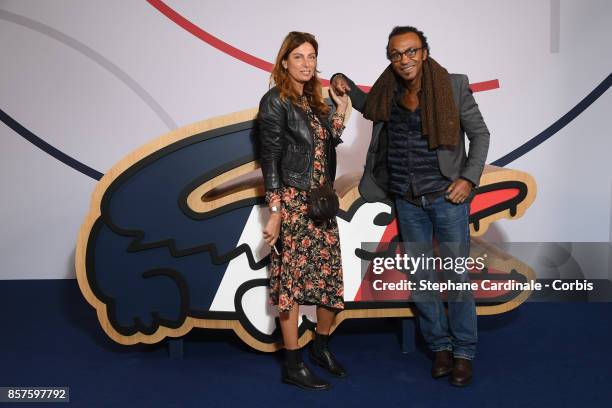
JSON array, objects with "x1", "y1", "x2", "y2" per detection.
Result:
[
  {"x1": 431, "y1": 350, "x2": 453, "y2": 378},
  {"x1": 449, "y1": 357, "x2": 472, "y2": 387}
]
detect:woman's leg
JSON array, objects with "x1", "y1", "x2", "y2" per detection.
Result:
[
  {"x1": 315, "y1": 306, "x2": 336, "y2": 335},
  {"x1": 279, "y1": 305, "x2": 300, "y2": 349},
  {"x1": 279, "y1": 304, "x2": 330, "y2": 389},
  {"x1": 311, "y1": 306, "x2": 346, "y2": 377}
]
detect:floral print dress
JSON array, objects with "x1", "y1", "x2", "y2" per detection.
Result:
[{"x1": 266, "y1": 97, "x2": 345, "y2": 313}]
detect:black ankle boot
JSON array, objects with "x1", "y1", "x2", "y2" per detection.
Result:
[
  {"x1": 281, "y1": 348, "x2": 330, "y2": 390},
  {"x1": 309, "y1": 332, "x2": 347, "y2": 378}
]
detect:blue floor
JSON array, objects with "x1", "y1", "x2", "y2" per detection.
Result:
[{"x1": 0, "y1": 279, "x2": 610, "y2": 407}]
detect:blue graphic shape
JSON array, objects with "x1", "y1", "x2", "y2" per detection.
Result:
[{"x1": 87, "y1": 122, "x2": 261, "y2": 336}]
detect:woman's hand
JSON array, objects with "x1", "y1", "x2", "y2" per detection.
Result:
[
  {"x1": 329, "y1": 85, "x2": 349, "y2": 115},
  {"x1": 263, "y1": 213, "x2": 282, "y2": 247}
]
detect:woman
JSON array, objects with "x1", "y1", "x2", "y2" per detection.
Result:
[{"x1": 257, "y1": 31, "x2": 348, "y2": 390}]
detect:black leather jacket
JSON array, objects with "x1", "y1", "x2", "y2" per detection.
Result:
[{"x1": 257, "y1": 87, "x2": 341, "y2": 192}]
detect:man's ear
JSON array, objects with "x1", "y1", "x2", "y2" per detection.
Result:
[{"x1": 423, "y1": 49, "x2": 428, "y2": 61}]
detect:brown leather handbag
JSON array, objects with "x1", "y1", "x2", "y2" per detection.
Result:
[{"x1": 307, "y1": 184, "x2": 339, "y2": 224}]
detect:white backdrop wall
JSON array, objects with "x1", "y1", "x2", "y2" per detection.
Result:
[{"x1": 1, "y1": 0, "x2": 611, "y2": 279}]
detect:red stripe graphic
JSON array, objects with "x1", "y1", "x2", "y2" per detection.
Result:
[
  {"x1": 469, "y1": 188, "x2": 520, "y2": 215},
  {"x1": 147, "y1": 0, "x2": 273, "y2": 72},
  {"x1": 147, "y1": 0, "x2": 500, "y2": 93},
  {"x1": 469, "y1": 79, "x2": 500, "y2": 93}
]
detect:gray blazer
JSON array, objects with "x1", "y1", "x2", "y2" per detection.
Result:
[{"x1": 340, "y1": 73, "x2": 490, "y2": 203}]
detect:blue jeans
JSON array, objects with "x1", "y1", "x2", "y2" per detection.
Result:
[{"x1": 395, "y1": 195, "x2": 477, "y2": 360}]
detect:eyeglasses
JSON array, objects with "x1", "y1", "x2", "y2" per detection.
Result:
[{"x1": 388, "y1": 47, "x2": 425, "y2": 62}]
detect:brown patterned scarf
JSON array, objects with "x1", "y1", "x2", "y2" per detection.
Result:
[{"x1": 363, "y1": 58, "x2": 459, "y2": 149}]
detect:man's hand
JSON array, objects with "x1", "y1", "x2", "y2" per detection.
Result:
[
  {"x1": 329, "y1": 86, "x2": 348, "y2": 114},
  {"x1": 446, "y1": 178, "x2": 473, "y2": 204},
  {"x1": 331, "y1": 74, "x2": 351, "y2": 97}
]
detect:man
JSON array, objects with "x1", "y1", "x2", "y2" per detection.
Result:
[{"x1": 331, "y1": 26, "x2": 489, "y2": 387}]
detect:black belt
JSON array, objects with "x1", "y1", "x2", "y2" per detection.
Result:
[{"x1": 402, "y1": 188, "x2": 448, "y2": 206}]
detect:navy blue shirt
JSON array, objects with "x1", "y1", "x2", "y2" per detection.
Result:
[{"x1": 387, "y1": 90, "x2": 450, "y2": 201}]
